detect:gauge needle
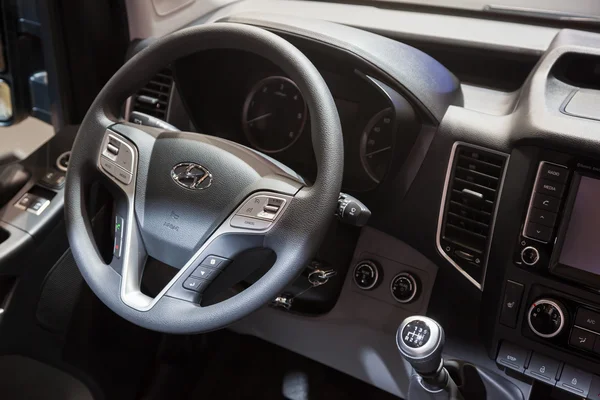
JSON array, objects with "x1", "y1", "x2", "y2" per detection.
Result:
[
  {"x1": 365, "y1": 146, "x2": 392, "y2": 157},
  {"x1": 246, "y1": 113, "x2": 273, "y2": 124}
]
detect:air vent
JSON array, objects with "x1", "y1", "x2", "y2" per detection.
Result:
[
  {"x1": 438, "y1": 143, "x2": 508, "y2": 289},
  {"x1": 129, "y1": 68, "x2": 173, "y2": 121}
]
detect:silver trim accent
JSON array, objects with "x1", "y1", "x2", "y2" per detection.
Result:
[
  {"x1": 527, "y1": 299, "x2": 566, "y2": 339},
  {"x1": 390, "y1": 272, "x2": 418, "y2": 304},
  {"x1": 520, "y1": 246, "x2": 540, "y2": 266},
  {"x1": 56, "y1": 151, "x2": 70, "y2": 172},
  {"x1": 396, "y1": 315, "x2": 442, "y2": 359},
  {"x1": 353, "y1": 261, "x2": 380, "y2": 290},
  {"x1": 522, "y1": 161, "x2": 568, "y2": 243},
  {"x1": 435, "y1": 142, "x2": 509, "y2": 291},
  {"x1": 170, "y1": 162, "x2": 212, "y2": 191},
  {"x1": 14, "y1": 195, "x2": 51, "y2": 215}
]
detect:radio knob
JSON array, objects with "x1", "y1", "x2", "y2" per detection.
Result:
[
  {"x1": 521, "y1": 246, "x2": 540, "y2": 266},
  {"x1": 528, "y1": 299, "x2": 567, "y2": 338}
]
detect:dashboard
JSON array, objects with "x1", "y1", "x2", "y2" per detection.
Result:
[
  {"x1": 119, "y1": 6, "x2": 600, "y2": 400},
  {"x1": 173, "y1": 47, "x2": 419, "y2": 192}
]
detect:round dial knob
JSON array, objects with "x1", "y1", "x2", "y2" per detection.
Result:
[
  {"x1": 391, "y1": 272, "x2": 419, "y2": 303},
  {"x1": 521, "y1": 246, "x2": 540, "y2": 266},
  {"x1": 353, "y1": 261, "x2": 380, "y2": 290},
  {"x1": 528, "y1": 299, "x2": 567, "y2": 338}
]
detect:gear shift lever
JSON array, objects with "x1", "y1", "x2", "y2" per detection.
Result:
[
  {"x1": 397, "y1": 316, "x2": 448, "y2": 391},
  {"x1": 397, "y1": 316, "x2": 463, "y2": 399}
]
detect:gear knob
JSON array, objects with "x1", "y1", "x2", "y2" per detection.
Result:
[{"x1": 396, "y1": 316, "x2": 445, "y2": 377}]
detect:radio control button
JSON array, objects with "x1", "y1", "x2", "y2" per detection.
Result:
[
  {"x1": 521, "y1": 246, "x2": 540, "y2": 266},
  {"x1": 575, "y1": 308, "x2": 600, "y2": 333},
  {"x1": 536, "y1": 179, "x2": 565, "y2": 198},
  {"x1": 540, "y1": 162, "x2": 569, "y2": 184},
  {"x1": 525, "y1": 222, "x2": 553, "y2": 242},
  {"x1": 529, "y1": 208, "x2": 557, "y2": 228},
  {"x1": 533, "y1": 193, "x2": 560, "y2": 213}
]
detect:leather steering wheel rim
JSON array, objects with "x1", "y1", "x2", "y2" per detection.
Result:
[{"x1": 64, "y1": 23, "x2": 343, "y2": 334}]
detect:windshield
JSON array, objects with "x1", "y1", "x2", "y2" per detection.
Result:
[{"x1": 374, "y1": 0, "x2": 600, "y2": 21}]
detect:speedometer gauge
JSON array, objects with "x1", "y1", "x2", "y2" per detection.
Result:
[
  {"x1": 242, "y1": 76, "x2": 307, "y2": 153},
  {"x1": 360, "y1": 108, "x2": 394, "y2": 183}
]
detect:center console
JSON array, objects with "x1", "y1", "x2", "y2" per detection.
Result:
[{"x1": 490, "y1": 149, "x2": 600, "y2": 398}]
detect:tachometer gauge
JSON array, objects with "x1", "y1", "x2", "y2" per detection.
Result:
[
  {"x1": 242, "y1": 76, "x2": 307, "y2": 153},
  {"x1": 360, "y1": 108, "x2": 394, "y2": 183}
]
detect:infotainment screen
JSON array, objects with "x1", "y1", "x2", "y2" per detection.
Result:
[
  {"x1": 551, "y1": 174, "x2": 600, "y2": 286},
  {"x1": 558, "y1": 176, "x2": 600, "y2": 275}
]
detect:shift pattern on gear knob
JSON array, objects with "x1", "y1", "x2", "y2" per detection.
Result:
[{"x1": 397, "y1": 316, "x2": 445, "y2": 378}]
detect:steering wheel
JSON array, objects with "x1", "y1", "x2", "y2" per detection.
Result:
[{"x1": 64, "y1": 23, "x2": 343, "y2": 334}]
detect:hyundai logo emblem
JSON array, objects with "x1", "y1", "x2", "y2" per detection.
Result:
[{"x1": 171, "y1": 162, "x2": 212, "y2": 190}]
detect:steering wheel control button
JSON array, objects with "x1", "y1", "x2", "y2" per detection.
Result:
[
  {"x1": 499, "y1": 280, "x2": 524, "y2": 329},
  {"x1": 521, "y1": 246, "x2": 540, "y2": 266},
  {"x1": 557, "y1": 365, "x2": 592, "y2": 397},
  {"x1": 100, "y1": 156, "x2": 132, "y2": 185},
  {"x1": 525, "y1": 353, "x2": 561, "y2": 384},
  {"x1": 238, "y1": 195, "x2": 286, "y2": 221},
  {"x1": 401, "y1": 320, "x2": 431, "y2": 348},
  {"x1": 182, "y1": 277, "x2": 206, "y2": 292},
  {"x1": 230, "y1": 215, "x2": 272, "y2": 230},
  {"x1": 113, "y1": 215, "x2": 124, "y2": 259},
  {"x1": 528, "y1": 299, "x2": 567, "y2": 338},
  {"x1": 191, "y1": 266, "x2": 218, "y2": 281},
  {"x1": 496, "y1": 341, "x2": 529, "y2": 373},
  {"x1": 353, "y1": 261, "x2": 380, "y2": 290},
  {"x1": 115, "y1": 144, "x2": 134, "y2": 173},
  {"x1": 391, "y1": 272, "x2": 418, "y2": 303},
  {"x1": 570, "y1": 327, "x2": 596, "y2": 351},
  {"x1": 201, "y1": 255, "x2": 228, "y2": 269}
]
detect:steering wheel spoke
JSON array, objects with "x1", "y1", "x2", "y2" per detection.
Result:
[{"x1": 135, "y1": 191, "x2": 294, "y2": 309}]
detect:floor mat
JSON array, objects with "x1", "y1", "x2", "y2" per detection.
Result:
[{"x1": 185, "y1": 331, "x2": 399, "y2": 400}]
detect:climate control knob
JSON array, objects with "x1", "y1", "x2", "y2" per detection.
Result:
[
  {"x1": 528, "y1": 299, "x2": 567, "y2": 338},
  {"x1": 353, "y1": 261, "x2": 380, "y2": 290},
  {"x1": 391, "y1": 272, "x2": 419, "y2": 303}
]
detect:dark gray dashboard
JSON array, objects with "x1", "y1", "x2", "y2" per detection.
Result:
[{"x1": 123, "y1": 10, "x2": 600, "y2": 399}]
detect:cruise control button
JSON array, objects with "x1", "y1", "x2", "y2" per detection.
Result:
[
  {"x1": 558, "y1": 365, "x2": 592, "y2": 397},
  {"x1": 569, "y1": 327, "x2": 596, "y2": 352},
  {"x1": 230, "y1": 215, "x2": 272, "y2": 230},
  {"x1": 525, "y1": 353, "x2": 561, "y2": 384},
  {"x1": 182, "y1": 277, "x2": 206, "y2": 292},
  {"x1": 191, "y1": 266, "x2": 218, "y2": 280},
  {"x1": 533, "y1": 193, "x2": 560, "y2": 213},
  {"x1": 496, "y1": 341, "x2": 529, "y2": 373},
  {"x1": 238, "y1": 196, "x2": 268, "y2": 218},
  {"x1": 529, "y1": 208, "x2": 557, "y2": 227},
  {"x1": 576, "y1": 308, "x2": 600, "y2": 333},
  {"x1": 525, "y1": 222, "x2": 553, "y2": 242},
  {"x1": 200, "y1": 255, "x2": 227, "y2": 269},
  {"x1": 540, "y1": 162, "x2": 569, "y2": 184},
  {"x1": 536, "y1": 179, "x2": 566, "y2": 198}
]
